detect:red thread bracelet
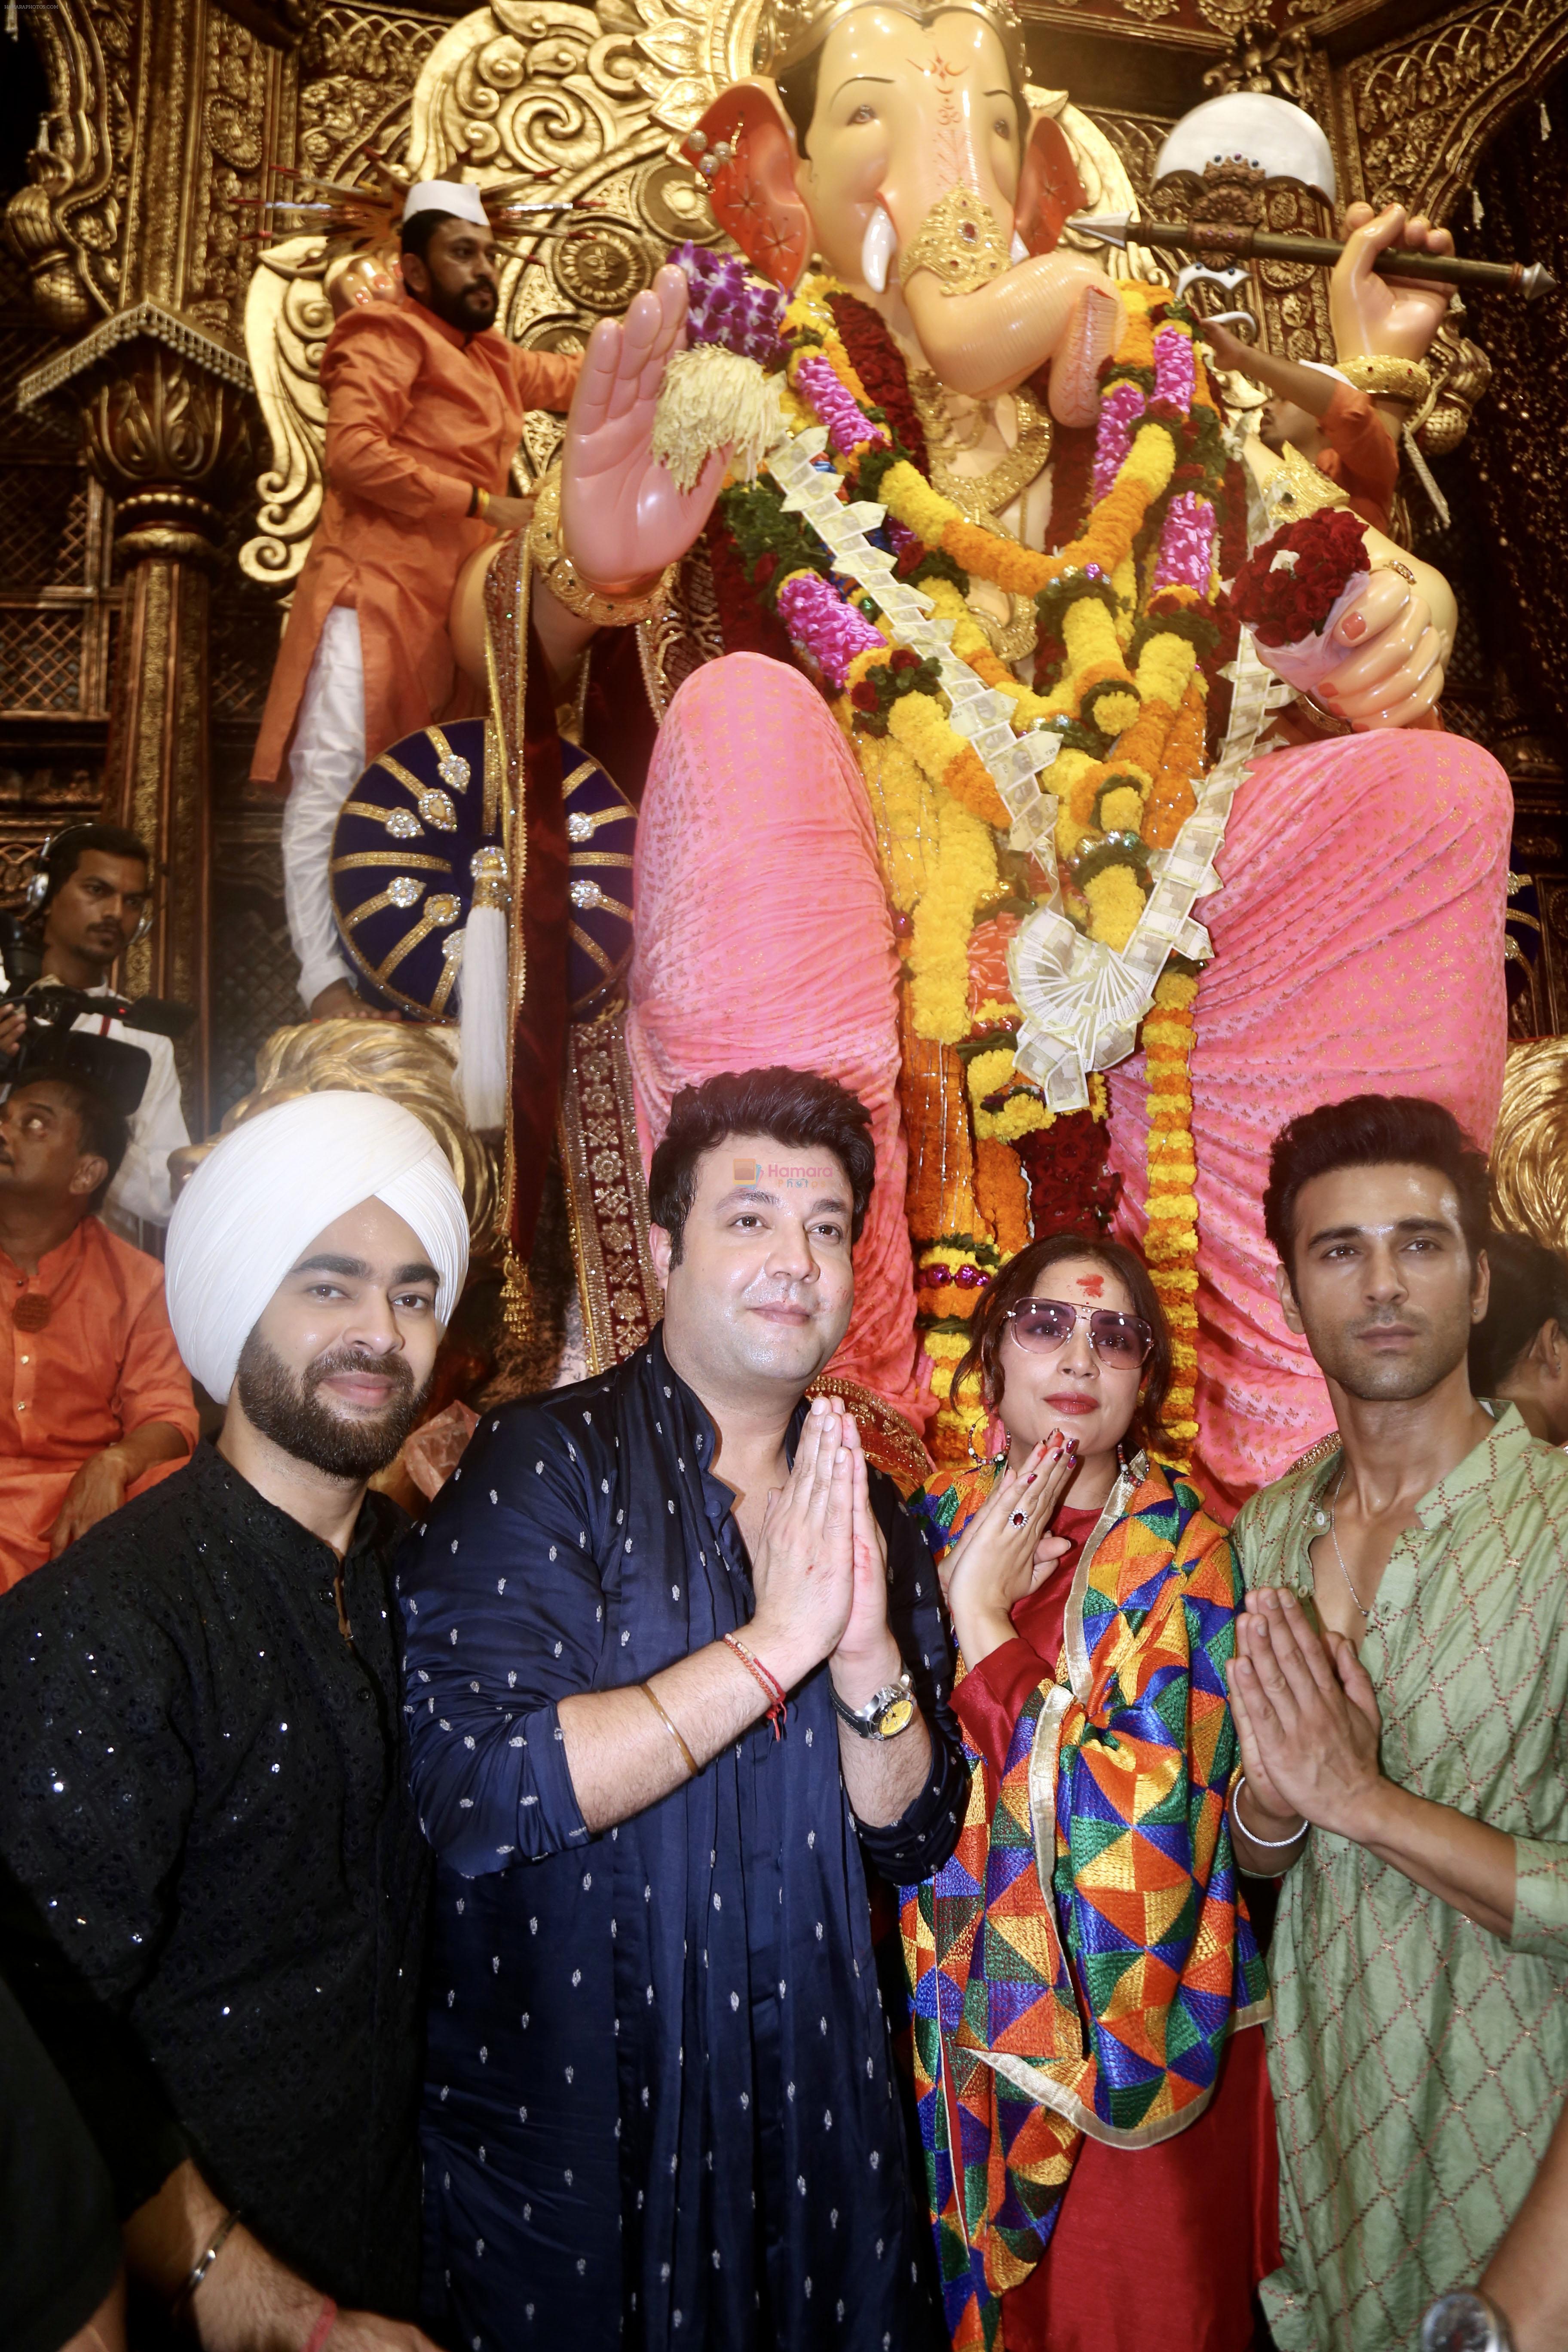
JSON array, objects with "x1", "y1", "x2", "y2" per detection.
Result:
[
  {"x1": 723, "y1": 1631, "x2": 788, "y2": 1739},
  {"x1": 302, "y1": 2297, "x2": 337, "y2": 2352}
]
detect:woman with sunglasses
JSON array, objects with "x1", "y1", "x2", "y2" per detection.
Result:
[{"x1": 901, "y1": 1233, "x2": 1275, "y2": 2352}]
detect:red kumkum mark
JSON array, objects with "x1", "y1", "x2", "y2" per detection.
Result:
[{"x1": 1077, "y1": 1273, "x2": 1106, "y2": 1298}]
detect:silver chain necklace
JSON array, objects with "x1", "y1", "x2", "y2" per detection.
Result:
[{"x1": 1324, "y1": 1460, "x2": 1371, "y2": 1619}]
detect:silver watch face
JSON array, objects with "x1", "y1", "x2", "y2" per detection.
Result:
[{"x1": 1422, "y1": 2292, "x2": 1504, "y2": 2352}]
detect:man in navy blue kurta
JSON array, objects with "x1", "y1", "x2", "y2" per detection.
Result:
[{"x1": 401, "y1": 1070, "x2": 965, "y2": 2349}]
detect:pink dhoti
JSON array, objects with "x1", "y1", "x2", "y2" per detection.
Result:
[
  {"x1": 626, "y1": 654, "x2": 921, "y2": 1424},
  {"x1": 1110, "y1": 729, "x2": 1512, "y2": 1512}
]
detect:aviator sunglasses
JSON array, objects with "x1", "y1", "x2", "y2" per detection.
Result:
[{"x1": 1003, "y1": 1296, "x2": 1154, "y2": 1368}]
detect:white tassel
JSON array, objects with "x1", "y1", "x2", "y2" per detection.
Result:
[
  {"x1": 650, "y1": 345, "x2": 784, "y2": 493},
  {"x1": 456, "y1": 848, "x2": 510, "y2": 1134}
]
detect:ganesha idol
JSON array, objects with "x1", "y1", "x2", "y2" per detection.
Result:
[{"x1": 451, "y1": 0, "x2": 1509, "y2": 1507}]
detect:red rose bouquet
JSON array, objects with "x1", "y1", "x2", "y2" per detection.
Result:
[{"x1": 1221, "y1": 507, "x2": 1372, "y2": 692}]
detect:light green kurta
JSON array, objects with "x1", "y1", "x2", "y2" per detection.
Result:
[{"x1": 1232, "y1": 1404, "x2": 1568, "y2": 2352}]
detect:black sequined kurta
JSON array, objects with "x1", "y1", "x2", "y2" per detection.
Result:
[
  {"x1": 0, "y1": 1441, "x2": 428, "y2": 2311},
  {"x1": 401, "y1": 1326, "x2": 966, "y2": 2352}
]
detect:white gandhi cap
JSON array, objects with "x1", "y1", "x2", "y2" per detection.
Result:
[{"x1": 401, "y1": 179, "x2": 491, "y2": 229}]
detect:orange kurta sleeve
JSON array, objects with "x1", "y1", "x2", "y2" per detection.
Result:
[
  {"x1": 1315, "y1": 384, "x2": 1400, "y2": 536},
  {"x1": 322, "y1": 308, "x2": 476, "y2": 525},
  {"x1": 113, "y1": 1260, "x2": 200, "y2": 1455},
  {"x1": 511, "y1": 345, "x2": 581, "y2": 415}
]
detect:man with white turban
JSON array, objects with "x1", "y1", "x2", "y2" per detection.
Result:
[
  {"x1": 250, "y1": 176, "x2": 581, "y2": 1021},
  {"x1": 0, "y1": 1091, "x2": 469, "y2": 2345}
]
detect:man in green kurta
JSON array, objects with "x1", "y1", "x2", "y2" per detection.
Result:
[{"x1": 1222, "y1": 1094, "x2": 1568, "y2": 2352}]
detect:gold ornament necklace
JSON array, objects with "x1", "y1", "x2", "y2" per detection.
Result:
[{"x1": 907, "y1": 368, "x2": 1053, "y2": 524}]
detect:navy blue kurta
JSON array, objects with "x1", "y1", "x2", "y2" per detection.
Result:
[{"x1": 399, "y1": 1327, "x2": 965, "y2": 2349}]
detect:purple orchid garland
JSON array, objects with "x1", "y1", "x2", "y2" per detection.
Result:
[
  {"x1": 776, "y1": 570, "x2": 885, "y2": 688},
  {"x1": 1152, "y1": 323, "x2": 1197, "y2": 418},
  {"x1": 669, "y1": 241, "x2": 787, "y2": 367},
  {"x1": 1092, "y1": 380, "x2": 1147, "y2": 503},
  {"x1": 793, "y1": 351, "x2": 890, "y2": 457},
  {"x1": 1152, "y1": 491, "x2": 1216, "y2": 597}
]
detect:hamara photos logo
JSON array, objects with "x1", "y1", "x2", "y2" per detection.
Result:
[{"x1": 732, "y1": 1158, "x2": 839, "y2": 1188}]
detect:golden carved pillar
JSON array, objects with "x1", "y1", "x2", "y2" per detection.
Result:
[
  {"x1": 19, "y1": 311, "x2": 256, "y2": 1135},
  {"x1": 88, "y1": 330, "x2": 254, "y2": 1132},
  {"x1": 8, "y1": 0, "x2": 300, "y2": 1132}
]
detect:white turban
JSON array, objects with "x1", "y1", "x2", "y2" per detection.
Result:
[
  {"x1": 165, "y1": 1091, "x2": 470, "y2": 1402},
  {"x1": 401, "y1": 179, "x2": 490, "y2": 229}
]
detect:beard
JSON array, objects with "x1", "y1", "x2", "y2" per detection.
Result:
[
  {"x1": 1309, "y1": 1301, "x2": 1474, "y2": 1406},
  {"x1": 236, "y1": 1331, "x2": 428, "y2": 1479},
  {"x1": 413, "y1": 274, "x2": 496, "y2": 333}
]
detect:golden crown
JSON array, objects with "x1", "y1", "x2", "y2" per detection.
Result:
[{"x1": 752, "y1": 0, "x2": 1027, "y2": 83}]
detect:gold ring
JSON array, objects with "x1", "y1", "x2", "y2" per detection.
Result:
[{"x1": 1374, "y1": 560, "x2": 1417, "y2": 586}]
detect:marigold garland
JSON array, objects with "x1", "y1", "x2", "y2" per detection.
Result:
[
  {"x1": 1140, "y1": 968, "x2": 1201, "y2": 1454},
  {"x1": 701, "y1": 265, "x2": 1233, "y2": 1457}
]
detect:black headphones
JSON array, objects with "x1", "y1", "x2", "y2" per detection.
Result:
[{"x1": 25, "y1": 825, "x2": 156, "y2": 945}]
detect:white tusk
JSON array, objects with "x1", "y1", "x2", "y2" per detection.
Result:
[
  {"x1": 1010, "y1": 230, "x2": 1028, "y2": 264},
  {"x1": 861, "y1": 205, "x2": 897, "y2": 293}
]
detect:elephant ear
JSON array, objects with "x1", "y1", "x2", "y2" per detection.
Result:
[
  {"x1": 1014, "y1": 113, "x2": 1086, "y2": 257},
  {"x1": 680, "y1": 82, "x2": 812, "y2": 291}
]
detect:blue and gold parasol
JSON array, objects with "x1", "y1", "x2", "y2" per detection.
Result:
[{"x1": 329, "y1": 717, "x2": 635, "y2": 1021}]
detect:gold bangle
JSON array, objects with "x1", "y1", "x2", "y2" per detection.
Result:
[
  {"x1": 898, "y1": 187, "x2": 1011, "y2": 297},
  {"x1": 636, "y1": 1678, "x2": 698, "y2": 1777},
  {"x1": 527, "y1": 466, "x2": 675, "y2": 628},
  {"x1": 1338, "y1": 354, "x2": 1433, "y2": 407}
]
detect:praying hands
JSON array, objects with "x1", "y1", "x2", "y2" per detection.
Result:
[
  {"x1": 1226, "y1": 1586, "x2": 1384, "y2": 1849},
  {"x1": 1227, "y1": 1587, "x2": 1517, "y2": 1937}
]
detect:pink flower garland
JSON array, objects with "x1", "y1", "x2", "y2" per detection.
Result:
[
  {"x1": 776, "y1": 570, "x2": 884, "y2": 687},
  {"x1": 1092, "y1": 380, "x2": 1146, "y2": 503},
  {"x1": 1152, "y1": 491, "x2": 1216, "y2": 597},
  {"x1": 794, "y1": 351, "x2": 890, "y2": 457},
  {"x1": 1152, "y1": 324, "x2": 1196, "y2": 419}
]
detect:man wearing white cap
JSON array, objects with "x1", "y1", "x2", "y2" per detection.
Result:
[
  {"x1": 252, "y1": 178, "x2": 581, "y2": 1020},
  {"x1": 0, "y1": 1092, "x2": 469, "y2": 2345}
]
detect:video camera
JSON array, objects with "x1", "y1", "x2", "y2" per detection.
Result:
[{"x1": 0, "y1": 912, "x2": 194, "y2": 1118}]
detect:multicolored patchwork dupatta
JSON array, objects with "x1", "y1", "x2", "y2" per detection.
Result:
[{"x1": 901, "y1": 1454, "x2": 1270, "y2": 2349}]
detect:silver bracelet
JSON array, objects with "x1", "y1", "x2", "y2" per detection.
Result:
[
  {"x1": 1231, "y1": 1772, "x2": 1310, "y2": 1850},
  {"x1": 1421, "y1": 2287, "x2": 1516, "y2": 2352},
  {"x1": 172, "y1": 2207, "x2": 242, "y2": 2318}
]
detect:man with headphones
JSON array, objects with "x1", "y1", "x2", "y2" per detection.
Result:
[{"x1": 0, "y1": 825, "x2": 190, "y2": 1243}]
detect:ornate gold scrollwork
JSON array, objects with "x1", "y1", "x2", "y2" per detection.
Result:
[
  {"x1": 1, "y1": 0, "x2": 134, "y2": 332},
  {"x1": 1348, "y1": 0, "x2": 1568, "y2": 224}
]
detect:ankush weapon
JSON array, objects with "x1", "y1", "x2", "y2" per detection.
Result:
[{"x1": 1069, "y1": 213, "x2": 1557, "y2": 301}]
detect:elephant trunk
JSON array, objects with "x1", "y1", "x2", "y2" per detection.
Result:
[{"x1": 900, "y1": 253, "x2": 1124, "y2": 418}]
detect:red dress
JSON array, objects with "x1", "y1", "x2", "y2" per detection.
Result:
[{"x1": 951, "y1": 1503, "x2": 1280, "y2": 2352}]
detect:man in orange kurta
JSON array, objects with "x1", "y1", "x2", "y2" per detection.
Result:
[
  {"x1": 251, "y1": 179, "x2": 579, "y2": 1019},
  {"x1": 0, "y1": 1064, "x2": 197, "y2": 1589}
]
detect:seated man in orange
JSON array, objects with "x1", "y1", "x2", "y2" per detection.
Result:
[
  {"x1": 0, "y1": 1043, "x2": 196, "y2": 1588},
  {"x1": 251, "y1": 179, "x2": 581, "y2": 1020}
]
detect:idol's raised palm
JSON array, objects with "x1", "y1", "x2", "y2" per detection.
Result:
[{"x1": 559, "y1": 264, "x2": 729, "y2": 593}]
